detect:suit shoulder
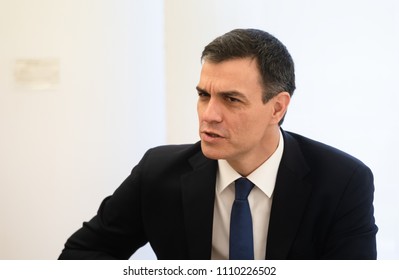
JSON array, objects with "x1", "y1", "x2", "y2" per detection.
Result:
[
  {"x1": 145, "y1": 142, "x2": 201, "y2": 159},
  {"x1": 284, "y1": 131, "x2": 369, "y2": 170},
  {"x1": 137, "y1": 141, "x2": 205, "y2": 171},
  {"x1": 134, "y1": 141, "x2": 215, "y2": 188}
]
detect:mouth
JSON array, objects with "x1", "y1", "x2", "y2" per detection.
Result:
[
  {"x1": 205, "y1": 132, "x2": 221, "y2": 138},
  {"x1": 200, "y1": 130, "x2": 225, "y2": 142},
  {"x1": 202, "y1": 130, "x2": 223, "y2": 137}
]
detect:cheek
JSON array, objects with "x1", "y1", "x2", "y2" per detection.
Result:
[
  {"x1": 242, "y1": 113, "x2": 268, "y2": 136},
  {"x1": 228, "y1": 114, "x2": 249, "y2": 135}
]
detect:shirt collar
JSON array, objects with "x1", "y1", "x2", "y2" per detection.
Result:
[{"x1": 216, "y1": 130, "x2": 284, "y2": 198}]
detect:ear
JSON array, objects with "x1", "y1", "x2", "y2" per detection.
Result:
[{"x1": 271, "y1": 92, "x2": 291, "y2": 125}]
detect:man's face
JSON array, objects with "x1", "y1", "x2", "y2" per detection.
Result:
[{"x1": 197, "y1": 57, "x2": 283, "y2": 172}]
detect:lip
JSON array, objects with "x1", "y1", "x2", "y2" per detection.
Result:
[{"x1": 200, "y1": 131, "x2": 225, "y2": 143}]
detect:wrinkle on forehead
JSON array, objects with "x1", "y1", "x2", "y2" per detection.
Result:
[{"x1": 198, "y1": 58, "x2": 263, "y2": 101}]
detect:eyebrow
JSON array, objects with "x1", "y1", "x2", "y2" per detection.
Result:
[
  {"x1": 196, "y1": 86, "x2": 208, "y2": 94},
  {"x1": 196, "y1": 86, "x2": 248, "y2": 101}
]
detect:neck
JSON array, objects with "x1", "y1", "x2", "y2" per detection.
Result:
[{"x1": 228, "y1": 127, "x2": 281, "y2": 177}]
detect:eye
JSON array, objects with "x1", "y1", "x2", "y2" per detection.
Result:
[
  {"x1": 197, "y1": 90, "x2": 210, "y2": 99},
  {"x1": 226, "y1": 96, "x2": 240, "y2": 102},
  {"x1": 224, "y1": 95, "x2": 241, "y2": 103}
]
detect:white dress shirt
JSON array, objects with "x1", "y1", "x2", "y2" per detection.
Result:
[{"x1": 211, "y1": 131, "x2": 284, "y2": 259}]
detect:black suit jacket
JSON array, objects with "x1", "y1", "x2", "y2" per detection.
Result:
[{"x1": 59, "y1": 130, "x2": 377, "y2": 259}]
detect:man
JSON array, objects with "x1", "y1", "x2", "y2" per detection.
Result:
[{"x1": 59, "y1": 29, "x2": 377, "y2": 260}]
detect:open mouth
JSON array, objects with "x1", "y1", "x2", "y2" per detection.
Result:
[
  {"x1": 201, "y1": 130, "x2": 224, "y2": 141},
  {"x1": 205, "y1": 132, "x2": 221, "y2": 138}
]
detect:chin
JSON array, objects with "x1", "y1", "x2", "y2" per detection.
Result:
[{"x1": 200, "y1": 142, "x2": 225, "y2": 160}]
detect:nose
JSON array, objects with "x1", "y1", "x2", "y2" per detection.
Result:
[{"x1": 199, "y1": 97, "x2": 223, "y2": 123}]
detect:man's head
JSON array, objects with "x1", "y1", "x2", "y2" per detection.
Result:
[
  {"x1": 201, "y1": 28, "x2": 295, "y2": 107},
  {"x1": 197, "y1": 29, "x2": 294, "y2": 175}
]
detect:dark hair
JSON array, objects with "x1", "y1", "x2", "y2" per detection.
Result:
[{"x1": 201, "y1": 29, "x2": 296, "y2": 103}]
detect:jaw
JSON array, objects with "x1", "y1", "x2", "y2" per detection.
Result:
[
  {"x1": 201, "y1": 138, "x2": 278, "y2": 176},
  {"x1": 200, "y1": 139, "x2": 225, "y2": 160}
]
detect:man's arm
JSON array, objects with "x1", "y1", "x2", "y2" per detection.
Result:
[
  {"x1": 322, "y1": 165, "x2": 378, "y2": 259},
  {"x1": 59, "y1": 163, "x2": 148, "y2": 260}
]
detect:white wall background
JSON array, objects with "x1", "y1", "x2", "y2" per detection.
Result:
[
  {"x1": 0, "y1": 0, "x2": 398, "y2": 259},
  {"x1": 0, "y1": 0, "x2": 165, "y2": 259}
]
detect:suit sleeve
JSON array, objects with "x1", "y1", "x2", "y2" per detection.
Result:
[
  {"x1": 322, "y1": 164, "x2": 378, "y2": 259},
  {"x1": 58, "y1": 154, "x2": 149, "y2": 260}
]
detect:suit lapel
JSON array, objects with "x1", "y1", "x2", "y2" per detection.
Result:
[
  {"x1": 266, "y1": 131, "x2": 312, "y2": 259},
  {"x1": 181, "y1": 148, "x2": 217, "y2": 259},
  {"x1": 180, "y1": 132, "x2": 313, "y2": 260}
]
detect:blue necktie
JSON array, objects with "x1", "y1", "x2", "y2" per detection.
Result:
[{"x1": 229, "y1": 177, "x2": 255, "y2": 260}]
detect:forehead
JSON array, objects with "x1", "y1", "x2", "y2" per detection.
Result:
[{"x1": 198, "y1": 58, "x2": 262, "y2": 93}]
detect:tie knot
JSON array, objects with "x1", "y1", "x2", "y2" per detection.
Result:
[{"x1": 234, "y1": 177, "x2": 254, "y2": 200}]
